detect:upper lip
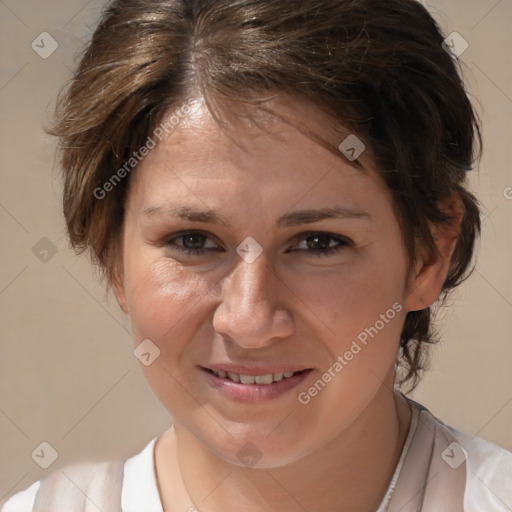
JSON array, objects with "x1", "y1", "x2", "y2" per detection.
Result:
[{"x1": 202, "y1": 364, "x2": 311, "y2": 376}]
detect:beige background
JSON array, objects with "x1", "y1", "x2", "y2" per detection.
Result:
[{"x1": 0, "y1": 0, "x2": 510, "y2": 502}]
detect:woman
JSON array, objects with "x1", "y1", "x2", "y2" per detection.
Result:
[{"x1": 3, "y1": 0, "x2": 511, "y2": 510}]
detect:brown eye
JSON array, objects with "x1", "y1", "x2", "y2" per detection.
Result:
[
  {"x1": 180, "y1": 233, "x2": 208, "y2": 249},
  {"x1": 293, "y1": 232, "x2": 351, "y2": 257},
  {"x1": 304, "y1": 234, "x2": 332, "y2": 250},
  {"x1": 165, "y1": 231, "x2": 219, "y2": 255}
]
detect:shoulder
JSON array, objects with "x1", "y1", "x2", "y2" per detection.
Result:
[
  {"x1": 412, "y1": 399, "x2": 512, "y2": 511},
  {"x1": 1, "y1": 436, "x2": 161, "y2": 512},
  {"x1": 449, "y1": 426, "x2": 512, "y2": 512},
  {"x1": 1, "y1": 480, "x2": 40, "y2": 512},
  {"x1": 1, "y1": 460, "x2": 123, "y2": 512}
]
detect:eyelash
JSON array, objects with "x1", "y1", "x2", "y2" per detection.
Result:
[
  {"x1": 292, "y1": 232, "x2": 351, "y2": 257},
  {"x1": 164, "y1": 231, "x2": 351, "y2": 258}
]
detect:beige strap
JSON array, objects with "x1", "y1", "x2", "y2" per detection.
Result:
[
  {"x1": 33, "y1": 460, "x2": 124, "y2": 512},
  {"x1": 388, "y1": 406, "x2": 466, "y2": 511}
]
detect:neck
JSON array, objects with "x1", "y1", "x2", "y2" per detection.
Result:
[{"x1": 156, "y1": 386, "x2": 412, "y2": 512}]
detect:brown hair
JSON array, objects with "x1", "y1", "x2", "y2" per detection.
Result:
[{"x1": 51, "y1": 0, "x2": 481, "y2": 389}]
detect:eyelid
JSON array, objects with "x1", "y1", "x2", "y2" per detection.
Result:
[
  {"x1": 171, "y1": 230, "x2": 216, "y2": 244},
  {"x1": 163, "y1": 230, "x2": 223, "y2": 251},
  {"x1": 283, "y1": 232, "x2": 352, "y2": 258},
  {"x1": 292, "y1": 231, "x2": 353, "y2": 246},
  {"x1": 161, "y1": 230, "x2": 352, "y2": 258}
]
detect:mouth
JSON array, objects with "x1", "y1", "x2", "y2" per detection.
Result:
[
  {"x1": 200, "y1": 366, "x2": 313, "y2": 402},
  {"x1": 208, "y1": 369, "x2": 304, "y2": 385}
]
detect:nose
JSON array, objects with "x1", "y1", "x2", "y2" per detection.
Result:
[{"x1": 212, "y1": 258, "x2": 295, "y2": 349}]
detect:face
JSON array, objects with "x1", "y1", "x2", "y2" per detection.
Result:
[{"x1": 114, "y1": 98, "x2": 430, "y2": 467}]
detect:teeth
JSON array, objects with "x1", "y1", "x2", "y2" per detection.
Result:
[
  {"x1": 255, "y1": 374, "x2": 274, "y2": 385},
  {"x1": 213, "y1": 369, "x2": 300, "y2": 384},
  {"x1": 240, "y1": 374, "x2": 256, "y2": 384},
  {"x1": 227, "y1": 372, "x2": 240, "y2": 382}
]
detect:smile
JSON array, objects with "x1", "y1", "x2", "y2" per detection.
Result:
[
  {"x1": 201, "y1": 367, "x2": 312, "y2": 402},
  {"x1": 210, "y1": 369, "x2": 301, "y2": 385}
]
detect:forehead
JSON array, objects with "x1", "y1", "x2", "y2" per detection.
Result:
[{"x1": 126, "y1": 97, "x2": 391, "y2": 218}]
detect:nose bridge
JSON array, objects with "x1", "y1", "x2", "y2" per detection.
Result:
[
  {"x1": 224, "y1": 258, "x2": 276, "y2": 330},
  {"x1": 233, "y1": 258, "x2": 272, "y2": 309},
  {"x1": 212, "y1": 257, "x2": 294, "y2": 346}
]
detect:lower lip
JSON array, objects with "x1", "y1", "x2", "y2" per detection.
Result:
[{"x1": 201, "y1": 368, "x2": 313, "y2": 402}]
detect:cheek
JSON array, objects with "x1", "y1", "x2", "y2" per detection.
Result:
[
  {"x1": 289, "y1": 246, "x2": 407, "y2": 349},
  {"x1": 290, "y1": 258, "x2": 406, "y2": 438},
  {"x1": 123, "y1": 257, "x2": 219, "y2": 412},
  {"x1": 124, "y1": 257, "x2": 215, "y2": 346}
]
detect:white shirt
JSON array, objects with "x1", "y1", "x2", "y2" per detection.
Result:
[{"x1": 3, "y1": 400, "x2": 512, "y2": 511}]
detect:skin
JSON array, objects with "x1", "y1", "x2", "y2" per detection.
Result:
[{"x1": 113, "y1": 97, "x2": 460, "y2": 512}]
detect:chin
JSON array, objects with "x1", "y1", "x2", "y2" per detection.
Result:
[{"x1": 198, "y1": 427, "x2": 316, "y2": 469}]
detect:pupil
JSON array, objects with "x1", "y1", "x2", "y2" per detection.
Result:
[
  {"x1": 307, "y1": 234, "x2": 329, "y2": 250},
  {"x1": 183, "y1": 233, "x2": 204, "y2": 248}
]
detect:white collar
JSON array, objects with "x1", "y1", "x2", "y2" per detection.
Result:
[
  {"x1": 120, "y1": 401, "x2": 422, "y2": 512},
  {"x1": 122, "y1": 437, "x2": 163, "y2": 512}
]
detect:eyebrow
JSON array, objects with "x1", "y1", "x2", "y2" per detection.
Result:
[
  {"x1": 143, "y1": 204, "x2": 371, "y2": 228},
  {"x1": 276, "y1": 207, "x2": 371, "y2": 227}
]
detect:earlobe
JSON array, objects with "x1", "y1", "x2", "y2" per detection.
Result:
[
  {"x1": 405, "y1": 196, "x2": 464, "y2": 312},
  {"x1": 405, "y1": 258, "x2": 450, "y2": 312},
  {"x1": 111, "y1": 268, "x2": 129, "y2": 314}
]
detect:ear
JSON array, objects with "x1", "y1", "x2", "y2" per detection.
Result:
[
  {"x1": 405, "y1": 195, "x2": 464, "y2": 312},
  {"x1": 111, "y1": 266, "x2": 129, "y2": 315}
]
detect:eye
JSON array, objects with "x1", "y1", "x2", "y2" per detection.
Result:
[
  {"x1": 291, "y1": 232, "x2": 351, "y2": 257},
  {"x1": 164, "y1": 231, "x2": 220, "y2": 255}
]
